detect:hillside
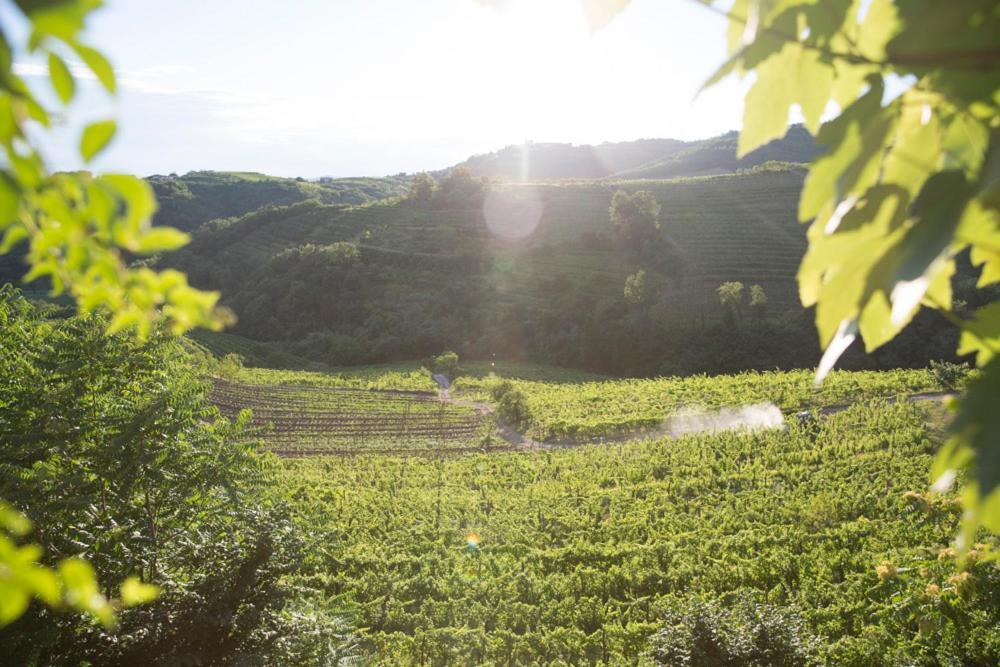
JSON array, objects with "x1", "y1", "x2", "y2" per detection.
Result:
[
  {"x1": 456, "y1": 126, "x2": 817, "y2": 181},
  {"x1": 165, "y1": 166, "x2": 967, "y2": 375},
  {"x1": 150, "y1": 170, "x2": 410, "y2": 232},
  {"x1": 0, "y1": 171, "x2": 410, "y2": 287}
]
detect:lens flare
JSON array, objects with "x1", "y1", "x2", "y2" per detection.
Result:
[{"x1": 483, "y1": 189, "x2": 543, "y2": 240}]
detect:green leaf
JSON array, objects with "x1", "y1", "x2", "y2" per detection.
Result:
[
  {"x1": 134, "y1": 227, "x2": 190, "y2": 254},
  {"x1": 799, "y1": 81, "x2": 894, "y2": 225},
  {"x1": 0, "y1": 581, "x2": 30, "y2": 627},
  {"x1": 120, "y1": 576, "x2": 160, "y2": 607},
  {"x1": 47, "y1": 51, "x2": 74, "y2": 104},
  {"x1": 0, "y1": 502, "x2": 32, "y2": 535},
  {"x1": 881, "y1": 92, "x2": 942, "y2": 200},
  {"x1": 69, "y1": 41, "x2": 116, "y2": 94},
  {"x1": 958, "y1": 302, "x2": 1000, "y2": 366},
  {"x1": 944, "y1": 358, "x2": 1000, "y2": 534},
  {"x1": 0, "y1": 224, "x2": 28, "y2": 253},
  {"x1": 80, "y1": 120, "x2": 116, "y2": 162},
  {"x1": 59, "y1": 558, "x2": 114, "y2": 627},
  {"x1": 941, "y1": 112, "x2": 989, "y2": 177},
  {"x1": 739, "y1": 45, "x2": 795, "y2": 157},
  {"x1": 99, "y1": 174, "x2": 158, "y2": 237},
  {"x1": 855, "y1": 0, "x2": 898, "y2": 61},
  {"x1": 17, "y1": 1, "x2": 88, "y2": 41}
]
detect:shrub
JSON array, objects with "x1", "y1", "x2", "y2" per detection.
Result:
[
  {"x1": 432, "y1": 351, "x2": 461, "y2": 378},
  {"x1": 929, "y1": 359, "x2": 970, "y2": 391},
  {"x1": 216, "y1": 352, "x2": 245, "y2": 379},
  {"x1": 647, "y1": 594, "x2": 821, "y2": 667},
  {"x1": 491, "y1": 380, "x2": 532, "y2": 430}
]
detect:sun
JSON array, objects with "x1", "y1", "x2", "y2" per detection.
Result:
[{"x1": 469, "y1": 0, "x2": 602, "y2": 140}]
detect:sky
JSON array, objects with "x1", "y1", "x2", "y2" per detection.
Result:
[{"x1": 7, "y1": 0, "x2": 750, "y2": 178}]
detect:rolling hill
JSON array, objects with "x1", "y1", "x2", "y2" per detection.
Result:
[
  {"x1": 455, "y1": 126, "x2": 817, "y2": 181},
  {"x1": 164, "y1": 164, "x2": 944, "y2": 375},
  {"x1": 149, "y1": 170, "x2": 411, "y2": 232}
]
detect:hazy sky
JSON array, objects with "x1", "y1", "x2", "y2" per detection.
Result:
[{"x1": 8, "y1": 0, "x2": 749, "y2": 178}]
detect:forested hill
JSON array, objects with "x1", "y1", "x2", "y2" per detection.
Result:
[
  {"x1": 149, "y1": 171, "x2": 411, "y2": 232},
  {"x1": 163, "y1": 165, "x2": 975, "y2": 375},
  {"x1": 455, "y1": 125, "x2": 817, "y2": 181}
]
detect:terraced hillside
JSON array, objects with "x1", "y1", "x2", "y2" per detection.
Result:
[
  {"x1": 488, "y1": 169, "x2": 808, "y2": 314},
  {"x1": 166, "y1": 167, "x2": 832, "y2": 370}
]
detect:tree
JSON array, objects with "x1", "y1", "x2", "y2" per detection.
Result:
[
  {"x1": 718, "y1": 281, "x2": 745, "y2": 326},
  {"x1": 432, "y1": 350, "x2": 461, "y2": 378},
  {"x1": 610, "y1": 190, "x2": 661, "y2": 259},
  {"x1": 624, "y1": 269, "x2": 657, "y2": 306},
  {"x1": 407, "y1": 172, "x2": 436, "y2": 204},
  {"x1": 749, "y1": 284, "x2": 768, "y2": 320},
  {"x1": 433, "y1": 166, "x2": 486, "y2": 208},
  {"x1": 582, "y1": 0, "x2": 999, "y2": 541},
  {"x1": 0, "y1": 291, "x2": 332, "y2": 663}
]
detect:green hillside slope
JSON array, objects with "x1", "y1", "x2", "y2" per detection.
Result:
[
  {"x1": 150, "y1": 170, "x2": 410, "y2": 232},
  {"x1": 164, "y1": 166, "x2": 968, "y2": 374},
  {"x1": 0, "y1": 171, "x2": 410, "y2": 287}
]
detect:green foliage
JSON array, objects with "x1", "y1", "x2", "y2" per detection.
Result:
[
  {"x1": 0, "y1": 501, "x2": 123, "y2": 628},
  {"x1": 610, "y1": 189, "x2": 661, "y2": 258},
  {"x1": 431, "y1": 350, "x2": 461, "y2": 378},
  {"x1": 431, "y1": 166, "x2": 486, "y2": 209},
  {"x1": 929, "y1": 359, "x2": 971, "y2": 392},
  {"x1": 216, "y1": 351, "x2": 246, "y2": 379},
  {"x1": 647, "y1": 594, "x2": 821, "y2": 666},
  {"x1": 0, "y1": 0, "x2": 226, "y2": 339},
  {"x1": 0, "y1": 291, "x2": 333, "y2": 662},
  {"x1": 624, "y1": 269, "x2": 656, "y2": 305},
  {"x1": 406, "y1": 172, "x2": 436, "y2": 204},
  {"x1": 749, "y1": 283, "x2": 767, "y2": 310},
  {"x1": 280, "y1": 401, "x2": 1000, "y2": 664},
  {"x1": 490, "y1": 379, "x2": 532, "y2": 430},
  {"x1": 718, "y1": 281, "x2": 745, "y2": 325},
  {"x1": 696, "y1": 0, "x2": 1000, "y2": 539}
]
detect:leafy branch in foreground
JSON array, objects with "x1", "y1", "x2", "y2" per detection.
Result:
[
  {"x1": 0, "y1": 0, "x2": 229, "y2": 338},
  {"x1": 581, "y1": 0, "x2": 999, "y2": 542}
]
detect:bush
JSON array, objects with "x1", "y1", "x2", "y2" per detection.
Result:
[
  {"x1": 647, "y1": 594, "x2": 821, "y2": 667},
  {"x1": 216, "y1": 352, "x2": 245, "y2": 379},
  {"x1": 432, "y1": 351, "x2": 460, "y2": 378},
  {"x1": 929, "y1": 359, "x2": 970, "y2": 391},
  {"x1": 491, "y1": 380, "x2": 532, "y2": 430}
]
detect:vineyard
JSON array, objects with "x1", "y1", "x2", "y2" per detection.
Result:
[
  {"x1": 209, "y1": 366, "x2": 949, "y2": 452},
  {"x1": 209, "y1": 378, "x2": 490, "y2": 454},
  {"x1": 458, "y1": 367, "x2": 944, "y2": 440},
  {"x1": 280, "y1": 400, "x2": 1000, "y2": 665}
]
